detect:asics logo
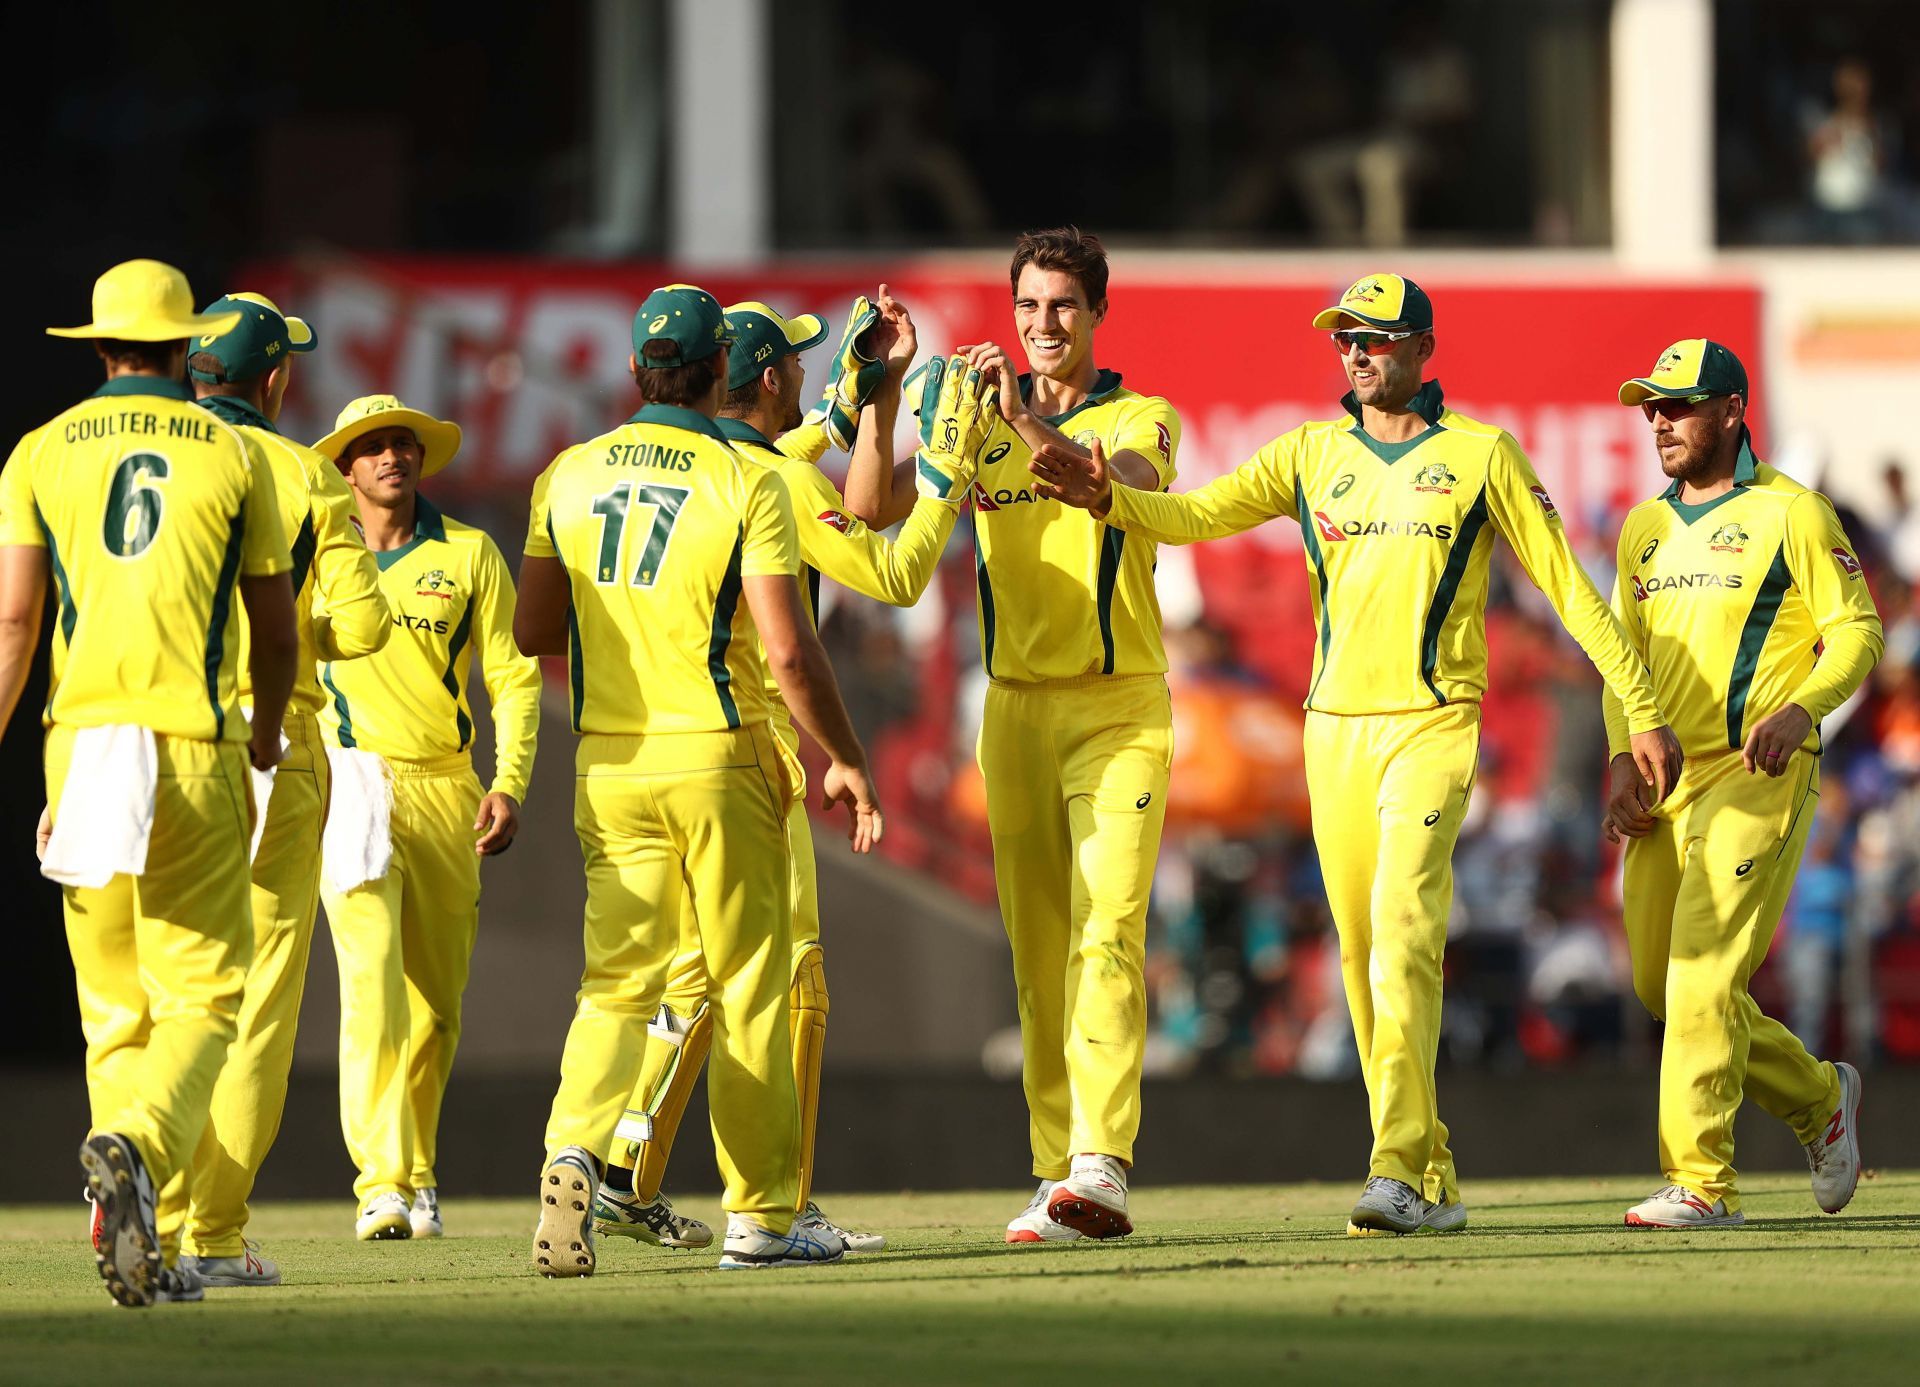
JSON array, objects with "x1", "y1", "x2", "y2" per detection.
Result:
[
  {"x1": 1735, "y1": 860, "x2": 1753, "y2": 877},
  {"x1": 1136, "y1": 793, "x2": 1152, "y2": 809},
  {"x1": 1424, "y1": 810, "x2": 1441, "y2": 826}
]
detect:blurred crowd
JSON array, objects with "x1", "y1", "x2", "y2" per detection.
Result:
[{"x1": 814, "y1": 459, "x2": 1920, "y2": 1079}]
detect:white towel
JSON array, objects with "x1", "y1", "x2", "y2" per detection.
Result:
[
  {"x1": 41, "y1": 725, "x2": 158, "y2": 888},
  {"x1": 322, "y1": 746, "x2": 393, "y2": 894},
  {"x1": 246, "y1": 731, "x2": 292, "y2": 864}
]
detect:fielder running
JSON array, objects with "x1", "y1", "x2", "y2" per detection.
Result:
[
  {"x1": 158, "y1": 295, "x2": 390, "y2": 1285},
  {"x1": 513, "y1": 285, "x2": 892, "y2": 1273},
  {"x1": 1603, "y1": 340, "x2": 1882, "y2": 1227},
  {"x1": 849, "y1": 228, "x2": 1183, "y2": 1244},
  {"x1": 314, "y1": 395, "x2": 541, "y2": 1241},
  {"x1": 1031, "y1": 272, "x2": 1683, "y2": 1236},
  {"x1": 0, "y1": 260, "x2": 297, "y2": 1307},
  {"x1": 590, "y1": 289, "x2": 979, "y2": 1256}
]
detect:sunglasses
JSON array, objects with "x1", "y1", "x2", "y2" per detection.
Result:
[
  {"x1": 1330, "y1": 329, "x2": 1419, "y2": 355},
  {"x1": 1639, "y1": 393, "x2": 1717, "y2": 422}
]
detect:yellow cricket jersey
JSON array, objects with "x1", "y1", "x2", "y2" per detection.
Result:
[
  {"x1": 197, "y1": 396, "x2": 390, "y2": 718},
  {"x1": 0, "y1": 376, "x2": 288, "y2": 742},
  {"x1": 318, "y1": 495, "x2": 540, "y2": 801},
  {"x1": 966, "y1": 370, "x2": 1181, "y2": 683},
  {"x1": 1106, "y1": 382, "x2": 1663, "y2": 726},
  {"x1": 1601, "y1": 438, "x2": 1882, "y2": 763},
  {"x1": 525, "y1": 403, "x2": 799, "y2": 736}
]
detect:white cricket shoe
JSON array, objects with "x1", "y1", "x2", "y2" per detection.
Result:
[
  {"x1": 154, "y1": 1263, "x2": 206, "y2": 1304},
  {"x1": 1047, "y1": 1155, "x2": 1133, "y2": 1239},
  {"x1": 1005, "y1": 1181, "x2": 1082, "y2": 1244},
  {"x1": 410, "y1": 1187, "x2": 443, "y2": 1239},
  {"x1": 1624, "y1": 1185, "x2": 1745, "y2": 1228},
  {"x1": 1420, "y1": 1195, "x2": 1469, "y2": 1233},
  {"x1": 1347, "y1": 1177, "x2": 1424, "y2": 1237},
  {"x1": 356, "y1": 1192, "x2": 412, "y2": 1241},
  {"x1": 532, "y1": 1148, "x2": 598, "y2": 1277},
  {"x1": 181, "y1": 1241, "x2": 281, "y2": 1287},
  {"x1": 717, "y1": 1213, "x2": 845, "y2": 1269},
  {"x1": 80, "y1": 1132, "x2": 160, "y2": 1308},
  {"x1": 797, "y1": 1202, "x2": 885, "y2": 1253},
  {"x1": 592, "y1": 1187, "x2": 713, "y2": 1249},
  {"x1": 1806, "y1": 1062, "x2": 1863, "y2": 1214}
]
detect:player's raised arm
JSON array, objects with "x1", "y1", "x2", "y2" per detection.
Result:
[
  {"x1": 307, "y1": 461, "x2": 391, "y2": 661},
  {"x1": 1038, "y1": 426, "x2": 1296, "y2": 546},
  {"x1": 1485, "y1": 433, "x2": 1681, "y2": 801},
  {"x1": 843, "y1": 287, "x2": 925, "y2": 530}
]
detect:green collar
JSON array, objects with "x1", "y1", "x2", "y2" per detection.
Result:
[
  {"x1": 627, "y1": 403, "x2": 729, "y2": 442},
  {"x1": 196, "y1": 394, "x2": 277, "y2": 434},
  {"x1": 1342, "y1": 379, "x2": 1446, "y2": 464},
  {"x1": 715, "y1": 416, "x2": 777, "y2": 450},
  {"x1": 1660, "y1": 429, "x2": 1759, "y2": 523},
  {"x1": 1341, "y1": 378, "x2": 1446, "y2": 428},
  {"x1": 1021, "y1": 368, "x2": 1123, "y2": 427},
  {"x1": 371, "y1": 494, "x2": 448, "y2": 571},
  {"x1": 90, "y1": 375, "x2": 193, "y2": 402}
]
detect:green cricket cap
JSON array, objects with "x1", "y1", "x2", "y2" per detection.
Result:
[
  {"x1": 633, "y1": 283, "x2": 733, "y2": 367},
  {"x1": 188, "y1": 292, "x2": 316, "y2": 383},
  {"x1": 1311, "y1": 272, "x2": 1435, "y2": 332},
  {"x1": 723, "y1": 301, "x2": 829, "y2": 391},
  {"x1": 1618, "y1": 339, "x2": 1750, "y2": 406}
]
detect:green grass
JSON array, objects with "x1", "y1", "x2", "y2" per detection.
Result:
[{"x1": 3, "y1": 1175, "x2": 1917, "y2": 1386}]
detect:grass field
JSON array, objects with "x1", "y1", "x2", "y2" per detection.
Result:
[{"x1": 4, "y1": 1174, "x2": 1917, "y2": 1386}]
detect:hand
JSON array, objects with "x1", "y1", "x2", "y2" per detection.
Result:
[
  {"x1": 1601, "y1": 753, "x2": 1656, "y2": 843},
  {"x1": 35, "y1": 804, "x2": 50, "y2": 862},
  {"x1": 821, "y1": 760, "x2": 884, "y2": 854},
  {"x1": 473, "y1": 791, "x2": 520, "y2": 856},
  {"x1": 1031, "y1": 438, "x2": 1114, "y2": 518},
  {"x1": 956, "y1": 342, "x2": 1027, "y2": 424},
  {"x1": 1742, "y1": 703, "x2": 1812, "y2": 777},
  {"x1": 249, "y1": 726, "x2": 285, "y2": 773},
  {"x1": 1627, "y1": 725, "x2": 1683, "y2": 805},
  {"x1": 916, "y1": 358, "x2": 989, "y2": 501},
  {"x1": 871, "y1": 282, "x2": 918, "y2": 381}
]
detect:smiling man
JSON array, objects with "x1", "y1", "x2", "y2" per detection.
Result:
[
  {"x1": 1031, "y1": 272, "x2": 1681, "y2": 1237},
  {"x1": 1602, "y1": 340, "x2": 1881, "y2": 1229},
  {"x1": 846, "y1": 227, "x2": 1182, "y2": 1245},
  {"x1": 312, "y1": 395, "x2": 541, "y2": 1242}
]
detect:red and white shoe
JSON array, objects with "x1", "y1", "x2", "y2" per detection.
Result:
[
  {"x1": 1046, "y1": 1155, "x2": 1133, "y2": 1240},
  {"x1": 86, "y1": 1186, "x2": 103, "y2": 1252},
  {"x1": 1624, "y1": 1185, "x2": 1744, "y2": 1228},
  {"x1": 1805, "y1": 1061, "x2": 1862, "y2": 1214},
  {"x1": 1005, "y1": 1181, "x2": 1081, "y2": 1244}
]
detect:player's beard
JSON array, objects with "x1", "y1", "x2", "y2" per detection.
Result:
[
  {"x1": 782, "y1": 391, "x2": 804, "y2": 433},
  {"x1": 1657, "y1": 435, "x2": 1719, "y2": 486}
]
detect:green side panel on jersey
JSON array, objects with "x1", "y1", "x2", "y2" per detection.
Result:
[
  {"x1": 1095, "y1": 526, "x2": 1127, "y2": 675},
  {"x1": 441, "y1": 600, "x2": 475, "y2": 750},
  {"x1": 1419, "y1": 488, "x2": 1492, "y2": 704},
  {"x1": 1295, "y1": 479, "x2": 1332, "y2": 707},
  {"x1": 1725, "y1": 546, "x2": 1793, "y2": 749},
  {"x1": 203, "y1": 506, "x2": 247, "y2": 740},
  {"x1": 707, "y1": 529, "x2": 745, "y2": 729}
]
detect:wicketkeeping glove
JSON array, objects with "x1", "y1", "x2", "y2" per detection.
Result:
[
  {"x1": 802, "y1": 296, "x2": 886, "y2": 452},
  {"x1": 914, "y1": 355, "x2": 992, "y2": 503}
]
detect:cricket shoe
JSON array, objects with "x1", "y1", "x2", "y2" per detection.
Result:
[
  {"x1": 1806, "y1": 1062, "x2": 1863, "y2": 1214},
  {"x1": 797, "y1": 1201, "x2": 885, "y2": 1253},
  {"x1": 718, "y1": 1213, "x2": 845, "y2": 1269},
  {"x1": 1046, "y1": 1155, "x2": 1133, "y2": 1240},
  {"x1": 181, "y1": 1241, "x2": 281, "y2": 1287},
  {"x1": 1624, "y1": 1185, "x2": 1744, "y2": 1228},
  {"x1": 592, "y1": 1187, "x2": 713, "y2": 1249},
  {"x1": 85, "y1": 1186, "x2": 103, "y2": 1251},
  {"x1": 153, "y1": 1263, "x2": 206, "y2": 1304},
  {"x1": 79, "y1": 1133, "x2": 160, "y2": 1308},
  {"x1": 411, "y1": 1187, "x2": 443, "y2": 1239},
  {"x1": 1420, "y1": 1195, "x2": 1469, "y2": 1233},
  {"x1": 1347, "y1": 1177, "x2": 1425, "y2": 1237},
  {"x1": 533, "y1": 1148, "x2": 597, "y2": 1277},
  {"x1": 1005, "y1": 1181, "x2": 1082, "y2": 1244},
  {"x1": 355, "y1": 1192, "x2": 412, "y2": 1241}
]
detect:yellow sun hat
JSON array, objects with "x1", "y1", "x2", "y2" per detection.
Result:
[
  {"x1": 314, "y1": 394, "x2": 462, "y2": 478},
  {"x1": 47, "y1": 259, "x2": 241, "y2": 342}
]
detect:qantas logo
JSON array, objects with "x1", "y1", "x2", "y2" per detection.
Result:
[
  {"x1": 1313, "y1": 513, "x2": 1455, "y2": 542},
  {"x1": 1632, "y1": 574, "x2": 1650, "y2": 602},
  {"x1": 817, "y1": 509, "x2": 857, "y2": 535},
  {"x1": 1636, "y1": 572, "x2": 1746, "y2": 598},
  {"x1": 1833, "y1": 547, "x2": 1863, "y2": 579},
  {"x1": 1529, "y1": 485, "x2": 1558, "y2": 520},
  {"x1": 1313, "y1": 509, "x2": 1346, "y2": 543},
  {"x1": 1154, "y1": 422, "x2": 1172, "y2": 462},
  {"x1": 972, "y1": 483, "x2": 1039, "y2": 511}
]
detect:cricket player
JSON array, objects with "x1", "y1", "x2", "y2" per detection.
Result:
[
  {"x1": 152, "y1": 295, "x2": 389, "y2": 1286},
  {"x1": 1030, "y1": 272, "x2": 1683, "y2": 1237},
  {"x1": 590, "y1": 289, "x2": 978, "y2": 1256},
  {"x1": 846, "y1": 228, "x2": 1184, "y2": 1243},
  {"x1": 314, "y1": 394, "x2": 541, "y2": 1241},
  {"x1": 1603, "y1": 340, "x2": 1881, "y2": 1227},
  {"x1": 0, "y1": 260, "x2": 297, "y2": 1306}
]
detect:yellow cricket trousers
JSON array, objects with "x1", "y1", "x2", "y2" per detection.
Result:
[
  {"x1": 614, "y1": 795, "x2": 824, "y2": 1208},
  {"x1": 321, "y1": 752, "x2": 482, "y2": 1204},
  {"x1": 161, "y1": 712, "x2": 329, "y2": 1257},
  {"x1": 1303, "y1": 704, "x2": 1479, "y2": 1204},
  {"x1": 1622, "y1": 748, "x2": 1839, "y2": 1212},
  {"x1": 543, "y1": 723, "x2": 801, "y2": 1232},
  {"x1": 49, "y1": 726, "x2": 254, "y2": 1220},
  {"x1": 978, "y1": 674, "x2": 1174, "y2": 1177}
]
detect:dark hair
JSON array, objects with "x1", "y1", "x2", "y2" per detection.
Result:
[
  {"x1": 721, "y1": 378, "x2": 761, "y2": 415},
  {"x1": 95, "y1": 339, "x2": 182, "y2": 376},
  {"x1": 186, "y1": 351, "x2": 264, "y2": 394},
  {"x1": 1009, "y1": 226, "x2": 1109, "y2": 307},
  {"x1": 633, "y1": 340, "x2": 722, "y2": 407}
]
